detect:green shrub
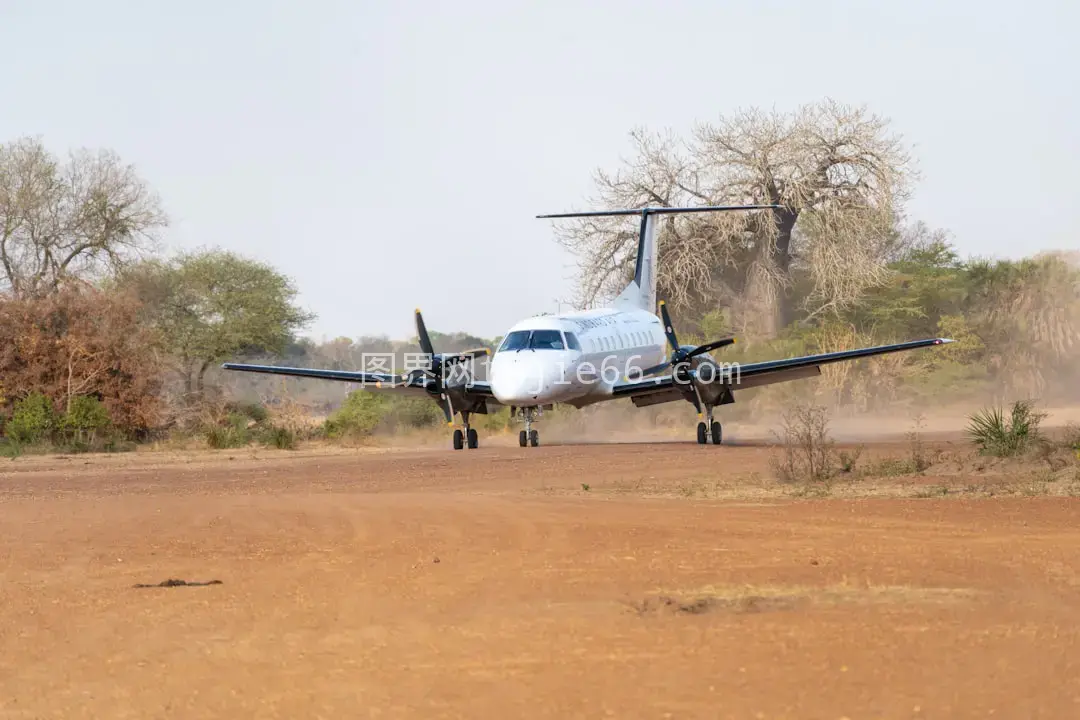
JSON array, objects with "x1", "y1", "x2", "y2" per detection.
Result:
[
  {"x1": 6, "y1": 392, "x2": 57, "y2": 445},
  {"x1": 324, "y1": 392, "x2": 389, "y2": 439},
  {"x1": 59, "y1": 396, "x2": 112, "y2": 445},
  {"x1": 966, "y1": 400, "x2": 1047, "y2": 457},
  {"x1": 481, "y1": 406, "x2": 510, "y2": 432},
  {"x1": 227, "y1": 401, "x2": 269, "y2": 423},
  {"x1": 203, "y1": 411, "x2": 253, "y2": 449},
  {"x1": 258, "y1": 424, "x2": 296, "y2": 450},
  {"x1": 389, "y1": 397, "x2": 443, "y2": 429}
]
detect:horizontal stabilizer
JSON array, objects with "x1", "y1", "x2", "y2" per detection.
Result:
[{"x1": 537, "y1": 204, "x2": 779, "y2": 219}]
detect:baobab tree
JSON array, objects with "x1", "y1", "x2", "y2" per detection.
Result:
[
  {"x1": 553, "y1": 99, "x2": 917, "y2": 339},
  {"x1": 0, "y1": 135, "x2": 167, "y2": 299}
]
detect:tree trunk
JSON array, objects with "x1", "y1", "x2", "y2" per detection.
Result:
[
  {"x1": 196, "y1": 360, "x2": 212, "y2": 397},
  {"x1": 757, "y1": 207, "x2": 798, "y2": 339}
]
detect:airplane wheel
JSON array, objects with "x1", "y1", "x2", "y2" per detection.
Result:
[
  {"x1": 519, "y1": 430, "x2": 528, "y2": 447},
  {"x1": 529, "y1": 429, "x2": 539, "y2": 447},
  {"x1": 696, "y1": 422, "x2": 707, "y2": 445},
  {"x1": 711, "y1": 421, "x2": 722, "y2": 445},
  {"x1": 467, "y1": 428, "x2": 478, "y2": 449},
  {"x1": 453, "y1": 429, "x2": 464, "y2": 450}
]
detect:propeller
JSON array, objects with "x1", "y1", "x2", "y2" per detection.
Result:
[
  {"x1": 641, "y1": 300, "x2": 736, "y2": 377},
  {"x1": 408, "y1": 308, "x2": 491, "y2": 425},
  {"x1": 633, "y1": 301, "x2": 735, "y2": 417}
]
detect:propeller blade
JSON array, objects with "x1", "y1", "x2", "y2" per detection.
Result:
[
  {"x1": 640, "y1": 361, "x2": 671, "y2": 376},
  {"x1": 414, "y1": 308, "x2": 435, "y2": 356},
  {"x1": 687, "y1": 337, "x2": 736, "y2": 358},
  {"x1": 438, "y1": 393, "x2": 453, "y2": 425},
  {"x1": 443, "y1": 347, "x2": 491, "y2": 365},
  {"x1": 658, "y1": 300, "x2": 680, "y2": 351}
]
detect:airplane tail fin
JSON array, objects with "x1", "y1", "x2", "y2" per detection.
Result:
[{"x1": 538, "y1": 204, "x2": 778, "y2": 313}]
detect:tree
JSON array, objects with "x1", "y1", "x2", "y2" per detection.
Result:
[
  {"x1": 0, "y1": 136, "x2": 168, "y2": 299},
  {"x1": 122, "y1": 249, "x2": 315, "y2": 401},
  {"x1": 0, "y1": 284, "x2": 164, "y2": 435},
  {"x1": 964, "y1": 252, "x2": 1080, "y2": 397},
  {"x1": 554, "y1": 99, "x2": 916, "y2": 339}
]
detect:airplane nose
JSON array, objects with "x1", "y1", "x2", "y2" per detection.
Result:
[{"x1": 491, "y1": 354, "x2": 561, "y2": 404}]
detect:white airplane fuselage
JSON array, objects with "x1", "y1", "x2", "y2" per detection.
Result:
[{"x1": 489, "y1": 306, "x2": 668, "y2": 408}]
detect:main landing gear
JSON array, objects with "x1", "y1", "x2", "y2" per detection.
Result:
[
  {"x1": 516, "y1": 406, "x2": 540, "y2": 447},
  {"x1": 451, "y1": 411, "x2": 479, "y2": 450},
  {"x1": 695, "y1": 405, "x2": 723, "y2": 445}
]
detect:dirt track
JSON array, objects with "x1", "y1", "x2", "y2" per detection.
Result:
[{"x1": 2, "y1": 440, "x2": 1079, "y2": 719}]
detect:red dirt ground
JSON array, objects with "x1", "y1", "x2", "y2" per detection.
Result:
[{"x1": 2, "y1": 439, "x2": 1079, "y2": 719}]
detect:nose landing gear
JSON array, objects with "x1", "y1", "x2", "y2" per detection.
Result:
[
  {"x1": 514, "y1": 406, "x2": 540, "y2": 447},
  {"x1": 695, "y1": 405, "x2": 723, "y2": 445}
]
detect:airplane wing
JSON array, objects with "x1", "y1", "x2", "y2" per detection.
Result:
[
  {"x1": 220, "y1": 362, "x2": 499, "y2": 401},
  {"x1": 609, "y1": 337, "x2": 952, "y2": 404},
  {"x1": 222, "y1": 363, "x2": 428, "y2": 396}
]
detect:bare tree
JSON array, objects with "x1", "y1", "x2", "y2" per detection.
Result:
[
  {"x1": 0, "y1": 135, "x2": 167, "y2": 298},
  {"x1": 554, "y1": 99, "x2": 916, "y2": 339}
]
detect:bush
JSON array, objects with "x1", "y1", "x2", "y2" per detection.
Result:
[
  {"x1": 481, "y1": 406, "x2": 510, "y2": 432},
  {"x1": 6, "y1": 393, "x2": 57, "y2": 445},
  {"x1": 770, "y1": 403, "x2": 837, "y2": 483},
  {"x1": 324, "y1": 391, "x2": 389, "y2": 439},
  {"x1": 59, "y1": 396, "x2": 113, "y2": 446},
  {"x1": 258, "y1": 424, "x2": 297, "y2": 450},
  {"x1": 966, "y1": 400, "x2": 1047, "y2": 457},
  {"x1": 226, "y1": 401, "x2": 269, "y2": 424},
  {"x1": 203, "y1": 411, "x2": 253, "y2": 449},
  {"x1": 387, "y1": 396, "x2": 443, "y2": 429}
]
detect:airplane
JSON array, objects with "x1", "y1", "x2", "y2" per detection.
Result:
[{"x1": 222, "y1": 204, "x2": 953, "y2": 450}]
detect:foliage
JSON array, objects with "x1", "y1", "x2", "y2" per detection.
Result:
[
  {"x1": 554, "y1": 99, "x2": 916, "y2": 337},
  {"x1": 5, "y1": 392, "x2": 57, "y2": 445},
  {"x1": 0, "y1": 136, "x2": 167, "y2": 298},
  {"x1": 324, "y1": 392, "x2": 390, "y2": 439},
  {"x1": 5, "y1": 127, "x2": 1080, "y2": 454},
  {"x1": 0, "y1": 285, "x2": 164, "y2": 435},
  {"x1": 770, "y1": 403, "x2": 837, "y2": 483},
  {"x1": 3, "y1": 391, "x2": 119, "y2": 452},
  {"x1": 120, "y1": 248, "x2": 315, "y2": 401},
  {"x1": 963, "y1": 254, "x2": 1080, "y2": 397},
  {"x1": 203, "y1": 412, "x2": 254, "y2": 449},
  {"x1": 966, "y1": 400, "x2": 1047, "y2": 458},
  {"x1": 199, "y1": 402, "x2": 298, "y2": 450},
  {"x1": 386, "y1": 397, "x2": 444, "y2": 430},
  {"x1": 259, "y1": 424, "x2": 297, "y2": 450},
  {"x1": 58, "y1": 395, "x2": 112, "y2": 445}
]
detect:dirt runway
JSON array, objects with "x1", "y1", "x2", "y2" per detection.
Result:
[{"x1": 2, "y1": 440, "x2": 1079, "y2": 719}]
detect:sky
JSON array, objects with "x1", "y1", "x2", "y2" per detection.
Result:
[{"x1": 1, "y1": 0, "x2": 1077, "y2": 343}]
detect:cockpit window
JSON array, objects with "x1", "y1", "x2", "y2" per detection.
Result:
[
  {"x1": 529, "y1": 330, "x2": 564, "y2": 350},
  {"x1": 498, "y1": 330, "x2": 532, "y2": 352},
  {"x1": 496, "y1": 329, "x2": 567, "y2": 352},
  {"x1": 565, "y1": 332, "x2": 582, "y2": 351}
]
